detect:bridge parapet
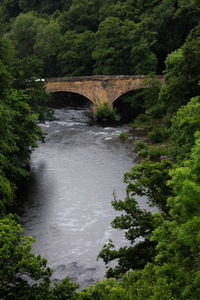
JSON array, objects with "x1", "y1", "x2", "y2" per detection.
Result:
[{"x1": 45, "y1": 75, "x2": 164, "y2": 82}]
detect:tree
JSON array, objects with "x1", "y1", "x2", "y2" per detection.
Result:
[
  {"x1": 146, "y1": 131, "x2": 200, "y2": 299},
  {"x1": 8, "y1": 13, "x2": 62, "y2": 76},
  {"x1": 8, "y1": 12, "x2": 46, "y2": 57},
  {"x1": 0, "y1": 174, "x2": 15, "y2": 217},
  {"x1": 159, "y1": 33, "x2": 200, "y2": 113},
  {"x1": 0, "y1": 30, "x2": 44, "y2": 184},
  {"x1": 92, "y1": 17, "x2": 134, "y2": 75},
  {"x1": 19, "y1": 0, "x2": 66, "y2": 14},
  {"x1": 59, "y1": 0, "x2": 103, "y2": 33},
  {"x1": 83, "y1": 133, "x2": 200, "y2": 299},
  {"x1": 120, "y1": 131, "x2": 200, "y2": 299},
  {"x1": 129, "y1": 20, "x2": 158, "y2": 74},
  {"x1": 11, "y1": 55, "x2": 54, "y2": 121},
  {"x1": 0, "y1": 90, "x2": 44, "y2": 183},
  {"x1": 57, "y1": 30, "x2": 95, "y2": 76},
  {"x1": 169, "y1": 96, "x2": 200, "y2": 162},
  {"x1": 34, "y1": 19, "x2": 62, "y2": 76},
  {"x1": 0, "y1": 215, "x2": 78, "y2": 299},
  {"x1": 98, "y1": 159, "x2": 174, "y2": 277},
  {"x1": 0, "y1": 28, "x2": 13, "y2": 96},
  {"x1": 0, "y1": 0, "x2": 20, "y2": 21}
]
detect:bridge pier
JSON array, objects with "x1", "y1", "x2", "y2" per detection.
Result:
[{"x1": 91, "y1": 99, "x2": 113, "y2": 116}]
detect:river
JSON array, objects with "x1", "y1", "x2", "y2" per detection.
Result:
[{"x1": 20, "y1": 101, "x2": 148, "y2": 288}]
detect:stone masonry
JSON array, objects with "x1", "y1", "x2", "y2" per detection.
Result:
[{"x1": 45, "y1": 75, "x2": 164, "y2": 105}]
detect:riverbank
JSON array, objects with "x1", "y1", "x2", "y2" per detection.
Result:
[{"x1": 128, "y1": 117, "x2": 171, "y2": 161}]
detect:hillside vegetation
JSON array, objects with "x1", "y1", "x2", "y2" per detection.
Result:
[{"x1": 1, "y1": 0, "x2": 200, "y2": 299}]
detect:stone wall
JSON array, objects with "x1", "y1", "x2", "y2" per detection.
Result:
[{"x1": 45, "y1": 75, "x2": 164, "y2": 105}]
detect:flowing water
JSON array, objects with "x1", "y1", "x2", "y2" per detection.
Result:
[{"x1": 20, "y1": 102, "x2": 149, "y2": 288}]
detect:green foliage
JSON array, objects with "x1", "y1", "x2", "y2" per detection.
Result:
[
  {"x1": 148, "y1": 148, "x2": 161, "y2": 159},
  {"x1": 124, "y1": 159, "x2": 174, "y2": 213},
  {"x1": 138, "y1": 149, "x2": 149, "y2": 158},
  {"x1": 131, "y1": 113, "x2": 150, "y2": 128},
  {"x1": 136, "y1": 145, "x2": 163, "y2": 160},
  {"x1": 18, "y1": 0, "x2": 65, "y2": 14},
  {"x1": 148, "y1": 127, "x2": 169, "y2": 144},
  {"x1": 170, "y1": 96, "x2": 200, "y2": 161},
  {"x1": 0, "y1": 0, "x2": 20, "y2": 21},
  {"x1": 34, "y1": 19, "x2": 62, "y2": 76},
  {"x1": 35, "y1": 20, "x2": 61, "y2": 53},
  {"x1": 11, "y1": 55, "x2": 54, "y2": 122},
  {"x1": 0, "y1": 215, "x2": 51, "y2": 298},
  {"x1": 94, "y1": 102, "x2": 120, "y2": 124},
  {"x1": 129, "y1": 21, "x2": 158, "y2": 74},
  {"x1": 0, "y1": 34, "x2": 13, "y2": 96},
  {"x1": 145, "y1": 132, "x2": 200, "y2": 299},
  {"x1": 1, "y1": 0, "x2": 200, "y2": 298},
  {"x1": 98, "y1": 159, "x2": 174, "y2": 277},
  {"x1": 0, "y1": 215, "x2": 78, "y2": 299},
  {"x1": 8, "y1": 12, "x2": 45, "y2": 57},
  {"x1": 0, "y1": 174, "x2": 15, "y2": 217},
  {"x1": 159, "y1": 36, "x2": 200, "y2": 113},
  {"x1": 80, "y1": 131, "x2": 200, "y2": 300},
  {"x1": 92, "y1": 17, "x2": 134, "y2": 75},
  {"x1": 77, "y1": 278, "x2": 129, "y2": 300},
  {"x1": 4, "y1": 0, "x2": 200, "y2": 78},
  {"x1": 119, "y1": 131, "x2": 128, "y2": 141},
  {"x1": 142, "y1": 76, "x2": 163, "y2": 115},
  {"x1": 59, "y1": 0, "x2": 103, "y2": 33},
  {"x1": 135, "y1": 140, "x2": 147, "y2": 151},
  {"x1": 147, "y1": 103, "x2": 165, "y2": 118},
  {"x1": 0, "y1": 29, "x2": 50, "y2": 205},
  {"x1": 57, "y1": 30, "x2": 95, "y2": 76},
  {"x1": 8, "y1": 13, "x2": 62, "y2": 76}
]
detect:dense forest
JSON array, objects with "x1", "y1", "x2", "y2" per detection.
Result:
[{"x1": 1, "y1": 0, "x2": 200, "y2": 299}]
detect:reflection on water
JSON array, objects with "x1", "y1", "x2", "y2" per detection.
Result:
[{"x1": 20, "y1": 104, "x2": 149, "y2": 287}]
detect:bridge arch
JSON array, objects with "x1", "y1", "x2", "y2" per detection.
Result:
[
  {"x1": 45, "y1": 75, "x2": 164, "y2": 107},
  {"x1": 113, "y1": 88, "x2": 145, "y2": 123},
  {"x1": 47, "y1": 86, "x2": 95, "y2": 104},
  {"x1": 111, "y1": 87, "x2": 144, "y2": 104},
  {"x1": 49, "y1": 91, "x2": 92, "y2": 108}
]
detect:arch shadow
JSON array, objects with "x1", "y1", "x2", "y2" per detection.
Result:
[
  {"x1": 113, "y1": 89, "x2": 146, "y2": 123},
  {"x1": 49, "y1": 91, "x2": 91, "y2": 109}
]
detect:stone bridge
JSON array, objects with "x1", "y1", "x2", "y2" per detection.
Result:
[{"x1": 45, "y1": 75, "x2": 164, "y2": 106}]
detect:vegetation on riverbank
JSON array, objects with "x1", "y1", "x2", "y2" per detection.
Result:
[
  {"x1": 94, "y1": 102, "x2": 120, "y2": 124},
  {"x1": 1, "y1": 0, "x2": 200, "y2": 299}
]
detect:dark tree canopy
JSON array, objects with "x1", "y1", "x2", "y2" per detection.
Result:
[{"x1": 1, "y1": 0, "x2": 200, "y2": 299}]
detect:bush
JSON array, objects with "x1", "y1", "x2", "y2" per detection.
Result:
[
  {"x1": 146, "y1": 103, "x2": 165, "y2": 118},
  {"x1": 131, "y1": 114, "x2": 149, "y2": 128},
  {"x1": 119, "y1": 131, "x2": 128, "y2": 141},
  {"x1": 139, "y1": 149, "x2": 149, "y2": 158},
  {"x1": 148, "y1": 127, "x2": 169, "y2": 143},
  {"x1": 148, "y1": 148, "x2": 161, "y2": 159},
  {"x1": 135, "y1": 140, "x2": 147, "y2": 151},
  {"x1": 94, "y1": 102, "x2": 120, "y2": 124}
]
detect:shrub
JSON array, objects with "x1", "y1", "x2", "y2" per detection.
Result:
[
  {"x1": 147, "y1": 103, "x2": 165, "y2": 118},
  {"x1": 119, "y1": 131, "x2": 128, "y2": 141},
  {"x1": 94, "y1": 102, "x2": 120, "y2": 124},
  {"x1": 148, "y1": 148, "x2": 161, "y2": 159},
  {"x1": 148, "y1": 127, "x2": 169, "y2": 143},
  {"x1": 135, "y1": 140, "x2": 147, "y2": 151},
  {"x1": 131, "y1": 114, "x2": 150, "y2": 128},
  {"x1": 139, "y1": 149, "x2": 149, "y2": 158}
]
